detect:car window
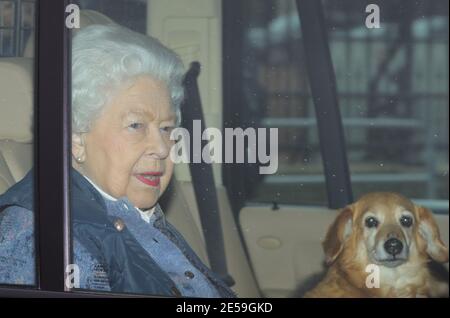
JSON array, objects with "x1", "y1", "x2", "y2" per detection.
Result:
[
  {"x1": 223, "y1": 0, "x2": 328, "y2": 207},
  {"x1": 0, "y1": 0, "x2": 447, "y2": 298},
  {"x1": 0, "y1": 0, "x2": 36, "y2": 287},
  {"x1": 323, "y1": 0, "x2": 449, "y2": 213},
  {"x1": 0, "y1": 0, "x2": 35, "y2": 56},
  {"x1": 224, "y1": 0, "x2": 448, "y2": 213}
]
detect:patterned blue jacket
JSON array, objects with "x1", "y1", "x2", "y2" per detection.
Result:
[{"x1": 0, "y1": 169, "x2": 235, "y2": 298}]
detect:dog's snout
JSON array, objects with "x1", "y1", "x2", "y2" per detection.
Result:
[
  {"x1": 387, "y1": 232, "x2": 400, "y2": 239},
  {"x1": 384, "y1": 238, "x2": 403, "y2": 256}
]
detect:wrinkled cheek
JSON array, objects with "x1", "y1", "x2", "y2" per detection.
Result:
[
  {"x1": 110, "y1": 174, "x2": 128, "y2": 197},
  {"x1": 107, "y1": 165, "x2": 133, "y2": 197},
  {"x1": 126, "y1": 182, "x2": 159, "y2": 209}
]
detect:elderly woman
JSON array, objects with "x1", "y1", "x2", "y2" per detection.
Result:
[{"x1": 0, "y1": 25, "x2": 234, "y2": 297}]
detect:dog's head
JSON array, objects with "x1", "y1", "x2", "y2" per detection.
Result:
[{"x1": 323, "y1": 192, "x2": 449, "y2": 269}]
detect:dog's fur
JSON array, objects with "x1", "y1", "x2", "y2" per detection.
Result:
[{"x1": 305, "y1": 192, "x2": 449, "y2": 298}]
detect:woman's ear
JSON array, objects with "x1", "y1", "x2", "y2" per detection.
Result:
[
  {"x1": 415, "y1": 205, "x2": 449, "y2": 263},
  {"x1": 72, "y1": 133, "x2": 86, "y2": 163},
  {"x1": 323, "y1": 205, "x2": 354, "y2": 265}
]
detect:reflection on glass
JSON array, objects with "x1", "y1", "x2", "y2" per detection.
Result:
[
  {"x1": 0, "y1": 0, "x2": 35, "y2": 286},
  {"x1": 323, "y1": 0, "x2": 449, "y2": 211},
  {"x1": 234, "y1": 0, "x2": 327, "y2": 205},
  {"x1": 0, "y1": 0, "x2": 36, "y2": 57}
]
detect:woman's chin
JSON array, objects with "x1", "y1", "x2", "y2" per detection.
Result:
[
  {"x1": 127, "y1": 190, "x2": 159, "y2": 210},
  {"x1": 135, "y1": 200, "x2": 158, "y2": 210}
]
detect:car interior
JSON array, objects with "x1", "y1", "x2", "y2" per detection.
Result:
[{"x1": 0, "y1": 0, "x2": 448, "y2": 298}]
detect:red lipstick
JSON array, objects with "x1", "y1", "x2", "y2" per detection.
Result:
[{"x1": 135, "y1": 172, "x2": 162, "y2": 187}]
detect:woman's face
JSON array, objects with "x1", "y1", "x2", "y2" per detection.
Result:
[{"x1": 72, "y1": 76, "x2": 176, "y2": 209}]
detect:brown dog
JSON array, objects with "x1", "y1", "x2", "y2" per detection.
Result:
[{"x1": 305, "y1": 192, "x2": 449, "y2": 298}]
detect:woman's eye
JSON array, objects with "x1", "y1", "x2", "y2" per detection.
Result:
[
  {"x1": 128, "y1": 122, "x2": 144, "y2": 130},
  {"x1": 160, "y1": 126, "x2": 174, "y2": 133},
  {"x1": 400, "y1": 215, "x2": 413, "y2": 228},
  {"x1": 365, "y1": 217, "x2": 379, "y2": 228}
]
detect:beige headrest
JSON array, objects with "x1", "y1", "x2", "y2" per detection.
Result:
[
  {"x1": 0, "y1": 58, "x2": 34, "y2": 143},
  {"x1": 23, "y1": 10, "x2": 116, "y2": 58}
]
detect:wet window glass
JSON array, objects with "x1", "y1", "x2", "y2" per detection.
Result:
[
  {"x1": 223, "y1": 0, "x2": 448, "y2": 299},
  {"x1": 323, "y1": 0, "x2": 449, "y2": 213},
  {"x1": 0, "y1": 0, "x2": 36, "y2": 287},
  {"x1": 231, "y1": 0, "x2": 449, "y2": 212},
  {"x1": 1, "y1": 0, "x2": 447, "y2": 299},
  {"x1": 224, "y1": 0, "x2": 327, "y2": 206}
]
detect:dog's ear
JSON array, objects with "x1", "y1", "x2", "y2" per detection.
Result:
[
  {"x1": 323, "y1": 205, "x2": 354, "y2": 265},
  {"x1": 415, "y1": 205, "x2": 449, "y2": 263}
]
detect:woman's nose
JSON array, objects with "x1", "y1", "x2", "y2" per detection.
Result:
[{"x1": 145, "y1": 127, "x2": 170, "y2": 158}]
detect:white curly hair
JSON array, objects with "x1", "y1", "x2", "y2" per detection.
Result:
[{"x1": 71, "y1": 24, "x2": 185, "y2": 133}]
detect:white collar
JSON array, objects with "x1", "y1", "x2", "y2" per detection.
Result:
[
  {"x1": 83, "y1": 175, "x2": 117, "y2": 201},
  {"x1": 82, "y1": 174, "x2": 155, "y2": 221}
]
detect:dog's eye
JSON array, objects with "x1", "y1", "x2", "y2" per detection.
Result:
[
  {"x1": 365, "y1": 217, "x2": 379, "y2": 228},
  {"x1": 400, "y1": 215, "x2": 413, "y2": 228}
]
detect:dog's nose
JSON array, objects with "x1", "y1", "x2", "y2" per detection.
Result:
[{"x1": 384, "y1": 238, "x2": 403, "y2": 256}]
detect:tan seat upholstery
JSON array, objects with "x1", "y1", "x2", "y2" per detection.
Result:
[{"x1": 0, "y1": 58, "x2": 34, "y2": 194}]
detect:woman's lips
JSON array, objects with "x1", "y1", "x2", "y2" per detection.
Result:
[{"x1": 135, "y1": 172, "x2": 162, "y2": 187}]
